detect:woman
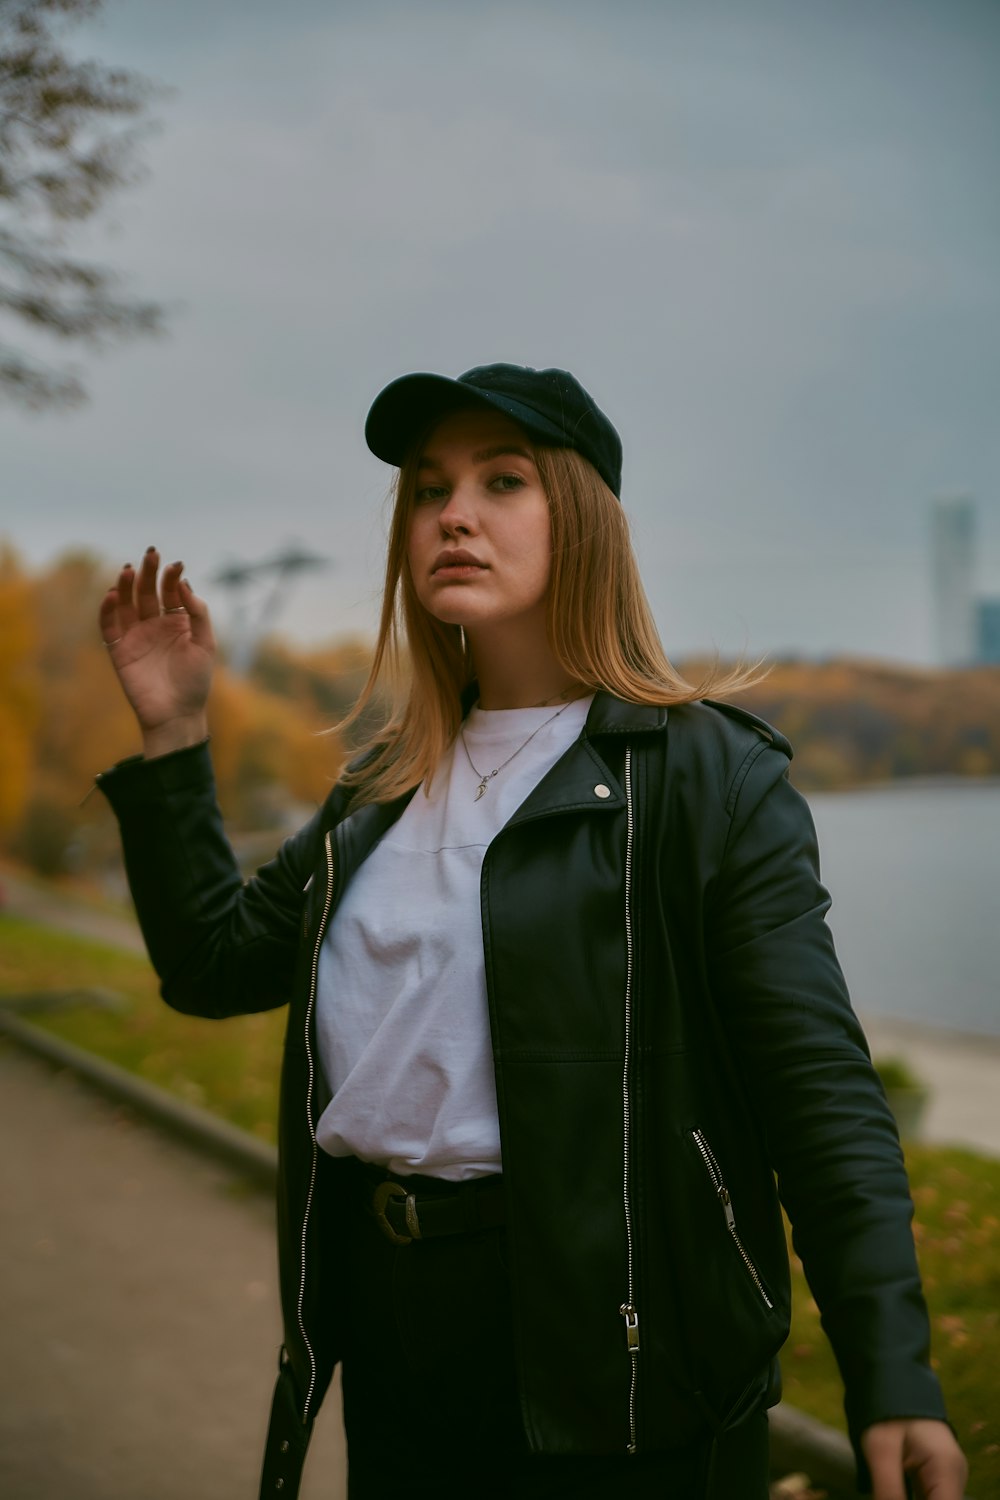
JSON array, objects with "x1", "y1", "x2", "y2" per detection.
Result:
[{"x1": 97, "y1": 364, "x2": 966, "y2": 1500}]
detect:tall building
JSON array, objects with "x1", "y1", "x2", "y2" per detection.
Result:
[
  {"x1": 977, "y1": 599, "x2": 1000, "y2": 665},
  {"x1": 930, "y1": 497, "x2": 976, "y2": 666}
]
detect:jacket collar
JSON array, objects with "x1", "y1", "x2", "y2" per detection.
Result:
[
  {"x1": 582, "y1": 691, "x2": 667, "y2": 739},
  {"x1": 499, "y1": 691, "x2": 666, "y2": 829},
  {"x1": 460, "y1": 682, "x2": 668, "y2": 739},
  {"x1": 340, "y1": 691, "x2": 668, "y2": 840}
]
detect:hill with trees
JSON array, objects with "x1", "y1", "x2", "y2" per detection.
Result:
[
  {"x1": 734, "y1": 656, "x2": 1000, "y2": 789},
  {"x1": 1, "y1": 545, "x2": 998, "y2": 878}
]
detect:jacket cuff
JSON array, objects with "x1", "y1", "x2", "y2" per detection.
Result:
[{"x1": 95, "y1": 739, "x2": 215, "y2": 811}]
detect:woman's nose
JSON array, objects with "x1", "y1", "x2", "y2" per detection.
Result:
[{"x1": 438, "y1": 484, "x2": 477, "y2": 535}]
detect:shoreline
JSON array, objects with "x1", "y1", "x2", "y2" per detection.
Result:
[
  {"x1": 859, "y1": 1011, "x2": 1000, "y2": 1050},
  {"x1": 860, "y1": 1013, "x2": 1000, "y2": 1157},
  {"x1": 806, "y1": 774, "x2": 1000, "y2": 797}
]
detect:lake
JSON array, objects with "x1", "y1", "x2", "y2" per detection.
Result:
[{"x1": 805, "y1": 780, "x2": 1000, "y2": 1039}]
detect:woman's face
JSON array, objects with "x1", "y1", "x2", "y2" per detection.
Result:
[{"x1": 406, "y1": 407, "x2": 552, "y2": 642}]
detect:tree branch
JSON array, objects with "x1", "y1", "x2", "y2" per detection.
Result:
[
  {"x1": 0, "y1": 0, "x2": 167, "y2": 408},
  {"x1": 0, "y1": 343, "x2": 85, "y2": 408}
]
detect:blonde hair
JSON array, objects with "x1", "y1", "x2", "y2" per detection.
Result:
[{"x1": 339, "y1": 441, "x2": 763, "y2": 804}]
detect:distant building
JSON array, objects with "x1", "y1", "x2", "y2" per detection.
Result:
[
  {"x1": 977, "y1": 599, "x2": 1000, "y2": 665},
  {"x1": 931, "y1": 497, "x2": 976, "y2": 666}
]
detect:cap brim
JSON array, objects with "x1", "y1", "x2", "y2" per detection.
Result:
[{"x1": 365, "y1": 372, "x2": 568, "y2": 469}]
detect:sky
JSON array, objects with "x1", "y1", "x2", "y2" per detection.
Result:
[{"x1": 2, "y1": 0, "x2": 999, "y2": 664}]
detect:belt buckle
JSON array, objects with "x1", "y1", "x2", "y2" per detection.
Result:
[{"x1": 372, "y1": 1180, "x2": 422, "y2": 1245}]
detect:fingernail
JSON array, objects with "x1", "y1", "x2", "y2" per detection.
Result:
[
  {"x1": 146, "y1": 545, "x2": 157, "y2": 554},
  {"x1": 123, "y1": 563, "x2": 132, "y2": 570},
  {"x1": 173, "y1": 560, "x2": 184, "y2": 569}
]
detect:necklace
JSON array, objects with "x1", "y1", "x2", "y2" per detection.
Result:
[{"x1": 460, "y1": 701, "x2": 573, "y2": 801}]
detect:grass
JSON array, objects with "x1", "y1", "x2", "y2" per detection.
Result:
[
  {"x1": 2, "y1": 911, "x2": 997, "y2": 1493},
  {"x1": 0, "y1": 913, "x2": 286, "y2": 1142},
  {"x1": 783, "y1": 1146, "x2": 999, "y2": 1492}
]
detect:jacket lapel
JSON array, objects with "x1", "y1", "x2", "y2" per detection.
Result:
[{"x1": 502, "y1": 692, "x2": 667, "y2": 827}]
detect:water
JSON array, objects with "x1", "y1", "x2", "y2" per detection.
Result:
[{"x1": 805, "y1": 781, "x2": 1000, "y2": 1038}]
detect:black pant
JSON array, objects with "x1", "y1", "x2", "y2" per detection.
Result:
[{"x1": 338, "y1": 1178, "x2": 769, "y2": 1499}]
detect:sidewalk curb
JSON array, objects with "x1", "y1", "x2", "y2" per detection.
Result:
[
  {"x1": 2, "y1": 1009, "x2": 950, "y2": 1497},
  {"x1": 0, "y1": 1008, "x2": 277, "y2": 1190},
  {"x1": 767, "y1": 1404, "x2": 858, "y2": 1496}
]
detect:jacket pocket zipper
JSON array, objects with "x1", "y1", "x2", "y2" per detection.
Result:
[{"x1": 691, "y1": 1128, "x2": 774, "y2": 1310}]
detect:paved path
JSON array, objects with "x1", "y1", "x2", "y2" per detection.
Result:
[
  {"x1": 0, "y1": 864, "x2": 146, "y2": 955},
  {"x1": 0, "y1": 1040, "x2": 346, "y2": 1500},
  {"x1": 860, "y1": 1014, "x2": 1000, "y2": 1157}
]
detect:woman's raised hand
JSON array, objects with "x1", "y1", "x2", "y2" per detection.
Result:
[{"x1": 99, "y1": 547, "x2": 216, "y2": 758}]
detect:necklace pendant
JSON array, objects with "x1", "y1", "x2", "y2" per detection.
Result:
[{"x1": 461, "y1": 702, "x2": 572, "y2": 804}]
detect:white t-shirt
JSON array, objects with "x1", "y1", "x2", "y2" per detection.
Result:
[{"x1": 314, "y1": 696, "x2": 593, "y2": 1181}]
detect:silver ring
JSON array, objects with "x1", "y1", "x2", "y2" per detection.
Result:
[
  {"x1": 103, "y1": 637, "x2": 123, "y2": 648},
  {"x1": 163, "y1": 606, "x2": 187, "y2": 614}
]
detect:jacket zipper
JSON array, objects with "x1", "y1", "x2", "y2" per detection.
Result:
[
  {"x1": 297, "y1": 829, "x2": 335, "y2": 1423},
  {"x1": 618, "y1": 744, "x2": 640, "y2": 1454},
  {"x1": 691, "y1": 1129, "x2": 773, "y2": 1309}
]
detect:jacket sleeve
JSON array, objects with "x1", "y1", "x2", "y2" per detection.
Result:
[
  {"x1": 705, "y1": 748, "x2": 948, "y2": 1454},
  {"x1": 97, "y1": 740, "x2": 333, "y2": 1019}
]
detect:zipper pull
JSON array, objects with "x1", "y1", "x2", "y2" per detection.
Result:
[
  {"x1": 619, "y1": 1303, "x2": 640, "y2": 1352},
  {"x1": 718, "y1": 1185, "x2": 736, "y2": 1231},
  {"x1": 78, "y1": 775, "x2": 102, "y2": 808}
]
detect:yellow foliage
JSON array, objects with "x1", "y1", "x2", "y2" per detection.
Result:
[
  {"x1": 0, "y1": 544, "x2": 41, "y2": 831},
  {"x1": 208, "y1": 666, "x2": 343, "y2": 823},
  {"x1": 720, "y1": 656, "x2": 1000, "y2": 789},
  {"x1": 206, "y1": 670, "x2": 255, "y2": 790},
  {"x1": 0, "y1": 546, "x2": 354, "y2": 865}
]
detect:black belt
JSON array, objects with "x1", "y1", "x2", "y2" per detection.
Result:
[{"x1": 358, "y1": 1164, "x2": 506, "y2": 1246}]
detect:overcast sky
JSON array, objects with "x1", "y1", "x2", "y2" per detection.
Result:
[{"x1": 2, "y1": 0, "x2": 998, "y2": 664}]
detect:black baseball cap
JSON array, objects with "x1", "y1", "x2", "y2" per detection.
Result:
[{"x1": 365, "y1": 363, "x2": 623, "y2": 497}]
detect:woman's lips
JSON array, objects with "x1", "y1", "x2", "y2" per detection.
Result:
[
  {"x1": 431, "y1": 550, "x2": 488, "y2": 578},
  {"x1": 433, "y1": 563, "x2": 487, "y2": 578}
]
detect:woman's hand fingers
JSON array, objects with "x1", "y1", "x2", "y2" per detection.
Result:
[
  {"x1": 101, "y1": 553, "x2": 206, "y2": 641},
  {"x1": 159, "y1": 559, "x2": 185, "y2": 612},
  {"x1": 99, "y1": 587, "x2": 125, "y2": 648},
  {"x1": 135, "y1": 546, "x2": 161, "y2": 620},
  {"x1": 97, "y1": 546, "x2": 216, "y2": 650},
  {"x1": 114, "y1": 564, "x2": 139, "y2": 633},
  {"x1": 178, "y1": 578, "x2": 216, "y2": 651},
  {"x1": 863, "y1": 1419, "x2": 968, "y2": 1500},
  {"x1": 98, "y1": 546, "x2": 216, "y2": 739},
  {"x1": 157, "y1": 563, "x2": 216, "y2": 652}
]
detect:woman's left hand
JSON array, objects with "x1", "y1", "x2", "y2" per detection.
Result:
[{"x1": 862, "y1": 1418, "x2": 968, "y2": 1499}]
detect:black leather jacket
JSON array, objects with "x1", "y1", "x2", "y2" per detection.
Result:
[{"x1": 99, "y1": 693, "x2": 947, "y2": 1497}]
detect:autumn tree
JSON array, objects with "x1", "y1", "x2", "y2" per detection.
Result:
[
  {"x1": 0, "y1": 0, "x2": 165, "y2": 409},
  {"x1": 0, "y1": 548, "x2": 348, "y2": 874},
  {"x1": 0, "y1": 542, "x2": 39, "y2": 832}
]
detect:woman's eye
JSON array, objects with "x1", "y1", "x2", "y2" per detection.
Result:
[
  {"x1": 415, "y1": 485, "x2": 447, "y2": 504},
  {"x1": 490, "y1": 473, "x2": 525, "y2": 494}
]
